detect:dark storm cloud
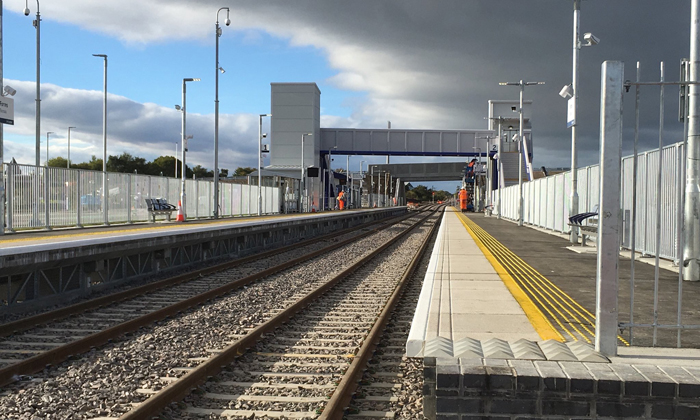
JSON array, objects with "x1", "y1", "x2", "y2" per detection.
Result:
[{"x1": 5, "y1": 0, "x2": 691, "y2": 169}]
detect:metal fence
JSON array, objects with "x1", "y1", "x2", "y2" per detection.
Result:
[
  {"x1": 2, "y1": 163, "x2": 280, "y2": 231},
  {"x1": 495, "y1": 140, "x2": 684, "y2": 263}
]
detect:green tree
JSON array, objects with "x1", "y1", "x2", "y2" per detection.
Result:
[
  {"x1": 192, "y1": 165, "x2": 213, "y2": 179},
  {"x1": 107, "y1": 152, "x2": 148, "y2": 174},
  {"x1": 150, "y1": 155, "x2": 179, "y2": 177},
  {"x1": 233, "y1": 167, "x2": 256, "y2": 176},
  {"x1": 47, "y1": 157, "x2": 69, "y2": 168},
  {"x1": 72, "y1": 155, "x2": 103, "y2": 171}
]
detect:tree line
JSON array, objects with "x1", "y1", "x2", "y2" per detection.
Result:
[
  {"x1": 46, "y1": 153, "x2": 256, "y2": 178},
  {"x1": 404, "y1": 184, "x2": 452, "y2": 202}
]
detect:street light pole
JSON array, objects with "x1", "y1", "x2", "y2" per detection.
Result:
[
  {"x1": 327, "y1": 145, "x2": 336, "y2": 210},
  {"x1": 93, "y1": 54, "x2": 108, "y2": 225},
  {"x1": 258, "y1": 113, "x2": 271, "y2": 215},
  {"x1": 24, "y1": 0, "x2": 41, "y2": 167},
  {"x1": 359, "y1": 160, "x2": 365, "y2": 208},
  {"x1": 180, "y1": 78, "x2": 201, "y2": 221},
  {"x1": 300, "y1": 133, "x2": 313, "y2": 212},
  {"x1": 500, "y1": 80, "x2": 544, "y2": 226},
  {"x1": 214, "y1": 7, "x2": 230, "y2": 219},
  {"x1": 45, "y1": 131, "x2": 52, "y2": 165},
  {"x1": 67, "y1": 126, "x2": 76, "y2": 168},
  {"x1": 570, "y1": 0, "x2": 581, "y2": 243}
]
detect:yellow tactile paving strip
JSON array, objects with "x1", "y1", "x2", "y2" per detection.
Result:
[{"x1": 455, "y1": 209, "x2": 629, "y2": 346}]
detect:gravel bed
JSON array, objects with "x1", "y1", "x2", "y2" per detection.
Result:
[
  {"x1": 0, "y1": 213, "x2": 428, "y2": 420},
  {"x1": 0, "y1": 217, "x2": 388, "y2": 325},
  {"x1": 0, "y1": 218, "x2": 403, "y2": 368},
  {"x1": 166, "y1": 214, "x2": 438, "y2": 419}
]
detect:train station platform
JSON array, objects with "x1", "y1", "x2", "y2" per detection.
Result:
[
  {"x1": 0, "y1": 207, "x2": 405, "y2": 314},
  {"x1": 408, "y1": 207, "x2": 700, "y2": 355},
  {"x1": 412, "y1": 208, "x2": 700, "y2": 419}
]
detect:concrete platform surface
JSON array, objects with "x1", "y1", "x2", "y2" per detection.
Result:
[
  {"x1": 0, "y1": 209, "x2": 381, "y2": 256},
  {"x1": 406, "y1": 208, "x2": 540, "y2": 357}
]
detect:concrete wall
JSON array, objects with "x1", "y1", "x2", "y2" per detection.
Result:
[{"x1": 425, "y1": 357, "x2": 700, "y2": 420}]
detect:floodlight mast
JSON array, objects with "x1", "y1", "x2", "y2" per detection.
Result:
[
  {"x1": 568, "y1": 0, "x2": 599, "y2": 244},
  {"x1": 214, "y1": 6, "x2": 230, "y2": 219},
  {"x1": 180, "y1": 78, "x2": 200, "y2": 221},
  {"x1": 499, "y1": 80, "x2": 544, "y2": 227}
]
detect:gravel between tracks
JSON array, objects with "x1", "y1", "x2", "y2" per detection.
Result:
[
  {"x1": 0, "y1": 215, "x2": 426, "y2": 420},
  {"x1": 0, "y1": 217, "x2": 387, "y2": 326}
]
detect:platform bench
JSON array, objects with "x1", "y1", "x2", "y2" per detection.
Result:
[
  {"x1": 145, "y1": 198, "x2": 177, "y2": 223},
  {"x1": 568, "y1": 208, "x2": 598, "y2": 246}
]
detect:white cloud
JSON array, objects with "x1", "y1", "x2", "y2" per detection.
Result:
[
  {"x1": 4, "y1": 0, "x2": 689, "y2": 169},
  {"x1": 3, "y1": 79, "x2": 259, "y2": 171}
]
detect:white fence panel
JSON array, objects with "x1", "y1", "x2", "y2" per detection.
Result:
[
  {"x1": 495, "y1": 141, "x2": 684, "y2": 262},
  {"x1": 2, "y1": 164, "x2": 281, "y2": 231}
]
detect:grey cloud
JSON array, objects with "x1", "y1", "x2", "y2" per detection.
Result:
[
  {"x1": 4, "y1": 79, "x2": 259, "y2": 171},
  {"x1": 6, "y1": 0, "x2": 691, "y2": 170}
]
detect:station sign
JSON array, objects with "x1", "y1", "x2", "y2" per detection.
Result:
[
  {"x1": 0, "y1": 96, "x2": 14, "y2": 125},
  {"x1": 567, "y1": 97, "x2": 576, "y2": 128}
]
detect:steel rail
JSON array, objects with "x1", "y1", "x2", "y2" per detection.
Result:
[
  {"x1": 319, "y1": 208, "x2": 442, "y2": 419},
  {"x1": 118, "y1": 208, "x2": 440, "y2": 420},
  {"x1": 0, "y1": 210, "x2": 409, "y2": 338},
  {"x1": 0, "y1": 211, "x2": 417, "y2": 387}
]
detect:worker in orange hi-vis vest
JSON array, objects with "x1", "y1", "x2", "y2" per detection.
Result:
[
  {"x1": 459, "y1": 189, "x2": 468, "y2": 212},
  {"x1": 337, "y1": 190, "x2": 345, "y2": 210}
]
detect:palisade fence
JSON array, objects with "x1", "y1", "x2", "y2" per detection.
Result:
[
  {"x1": 2, "y1": 163, "x2": 280, "y2": 231},
  {"x1": 495, "y1": 140, "x2": 684, "y2": 262}
]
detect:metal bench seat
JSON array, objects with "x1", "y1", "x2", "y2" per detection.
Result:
[
  {"x1": 145, "y1": 198, "x2": 177, "y2": 222},
  {"x1": 568, "y1": 207, "x2": 598, "y2": 246}
]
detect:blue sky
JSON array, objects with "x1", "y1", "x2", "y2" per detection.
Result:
[{"x1": 0, "y1": 1, "x2": 691, "y2": 193}]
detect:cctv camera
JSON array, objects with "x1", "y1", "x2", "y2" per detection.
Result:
[
  {"x1": 24, "y1": 7, "x2": 30, "y2": 16},
  {"x1": 225, "y1": 18, "x2": 231, "y2": 26},
  {"x1": 3, "y1": 85, "x2": 17, "y2": 96},
  {"x1": 583, "y1": 32, "x2": 600, "y2": 46},
  {"x1": 559, "y1": 84, "x2": 573, "y2": 99}
]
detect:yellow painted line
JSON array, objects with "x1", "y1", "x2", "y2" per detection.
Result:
[
  {"x1": 464, "y1": 216, "x2": 630, "y2": 347},
  {"x1": 452, "y1": 209, "x2": 563, "y2": 342},
  {"x1": 456, "y1": 210, "x2": 629, "y2": 347},
  {"x1": 0, "y1": 214, "x2": 289, "y2": 245}
]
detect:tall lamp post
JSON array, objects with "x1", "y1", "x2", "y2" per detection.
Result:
[
  {"x1": 359, "y1": 160, "x2": 365, "y2": 208},
  {"x1": 24, "y1": 0, "x2": 42, "y2": 167},
  {"x1": 499, "y1": 80, "x2": 544, "y2": 226},
  {"x1": 258, "y1": 113, "x2": 271, "y2": 215},
  {"x1": 327, "y1": 145, "x2": 337, "y2": 210},
  {"x1": 560, "y1": 0, "x2": 599, "y2": 243},
  {"x1": 214, "y1": 7, "x2": 230, "y2": 219},
  {"x1": 300, "y1": 133, "x2": 313, "y2": 212},
  {"x1": 45, "y1": 131, "x2": 53, "y2": 165},
  {"x1": 178, "y1": 78, "x2": 200, "y2": 221},
  {"x1": 92, "y1": 54, "x2": 108, "y2": 225},
  {"x1": 67, "y1": 126, "x2": 76, "y2": 168}
]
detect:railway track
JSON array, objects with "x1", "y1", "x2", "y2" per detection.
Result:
[
  {"x1": 122, "y1": 207, "x2": 442, "y2": 420},
  {"x1": 0, "y1": 207, "x2": 441, "y2": 419},
  {"x1": 0, "y1": 209, "x2": 427, "y2": 387}
]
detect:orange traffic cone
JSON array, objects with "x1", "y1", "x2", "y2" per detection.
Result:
[{"x1": 176, "y1": 200, "x2": 185, "y2": 222}]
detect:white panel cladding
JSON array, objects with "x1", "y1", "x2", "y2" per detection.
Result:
[
  {"x1": 270, "y1": 83, "x2": 321, "y2": 169},
  {"x1": 319, "y1": 128, "x2": 494, "y2": 155},
  {"x1": 407, "y1": 131, "x2": 424, "y2": 152},
  {"x1": 389, "y1": 131, "x2": 406, "y2": 151}
]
